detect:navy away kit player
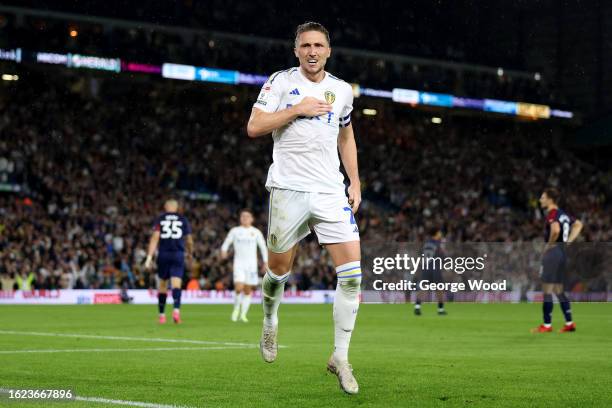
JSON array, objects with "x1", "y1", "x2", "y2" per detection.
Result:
[
  {"x1": 145, "y1": 199, "x2": 193, "y2": 324},
  {"x1": 532, "y1": 188, "x2": 583, "y2": 333},
  {"x1": 414, "y1": 228, "x2": 447, "y2": 316}
]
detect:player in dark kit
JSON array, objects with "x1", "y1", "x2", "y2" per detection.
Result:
[
  {"x1": 532, "y1": 188, "x2": 583, "y2": 333},
  {"x1": 414, "y1": 228, "x2": 447, "y2": 316},
  {"x1": 145, "y1": 199, "x2": 193, "y2": 324}
]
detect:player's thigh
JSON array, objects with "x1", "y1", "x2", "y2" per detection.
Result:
[
  {"x1": 325, "y1": 241, "x2": 361, "y2": 267},
  {"x1": 430, "y1": 269, "x2": 444, "y2": 283},
  {"x1": 243, "y1": 285, "x2": 254, "y2": 295},
  {"x1": 157, "y1": 259, "x2": 171, "y2": 282},
  {"x1": 419, "y1": 269, "x2": 435, "y2": 283},
  {"x1": 541, "y1": 283, "x2": 555, "y2": 294},
  {"x1": 267, "y1": 188, "x2": 311, "y2": 254},
  {"x1": 268, "y1": 244, "x2": 298, "y2": 275},
  {"x1": 311, "y1": 193, "x2": 360, "y2": 261},
  {"x1": 244, "y1": 269, "x2": 259, "y2": 287},
  {"x1": 542, "y1": 249, "x2": 564, "y2": 284},
  {"x1": 233, "y1": 267, "x2": 246, "y2": 286},
  {"x1": 234, "y1": 282, "x2": 245, "y2": 292},
  {"x1": 169, "y1": 260, "x2": 184, "y2": 288}
]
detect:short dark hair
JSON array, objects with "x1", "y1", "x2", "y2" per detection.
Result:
[
  {"x1": 295, "y1": 21, "x2": 330, "y2": 46},
  {"x1": 240, "y1": 208, "x2": 253, "y2": 216},
  {"x1": 543, "y1": 187, "x2": 560, "y2": 203}
]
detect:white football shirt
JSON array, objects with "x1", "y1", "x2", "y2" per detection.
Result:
[
  {"x1": 221, "y1": 226, "x2": 268, "y2": 270},
  {"x1": 253, "y1": 67, "x2": 354, "y2": 193}
]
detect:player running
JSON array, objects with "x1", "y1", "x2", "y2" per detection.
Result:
[
  {"x1": 532, "y1": 188, "x2": 583, "y2": 333},
  {"x1": 221, "y1": 209, "x2": 268, "y2": 323},
  {"x1": 145, "y1": 199, "x2": 193, "y2": 324},
  {"x1": 414, "y1": 228, "x2": 447, "y2": 316},
  {"x1": 247, "y1": 22, "x2": 362, "y2": 394}
]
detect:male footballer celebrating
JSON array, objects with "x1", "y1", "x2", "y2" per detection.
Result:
[{"x1": 247, "y1": 22, "x2": 362, "y2": 394}]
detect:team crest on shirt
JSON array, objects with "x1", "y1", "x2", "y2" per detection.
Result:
[
  {"x1": 324, "y1": 91, "x2": 336, "y2": 104},
  {"x1": 269, "y1": 234, "x2": 277, "y2": 246}
]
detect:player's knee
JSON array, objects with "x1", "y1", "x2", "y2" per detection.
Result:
[
  {"x1": 268, "y1": 251, "x2": 294, "y2": 276},
  {"x1": 267, "y1": 250, "x2": 288, "y2": 273},
  {"x1": 158, "y1": 280, "x2": 168, "y2": 293},
  {"x1": 268, "y1": 265, "x2": 291, "y2": 276}
]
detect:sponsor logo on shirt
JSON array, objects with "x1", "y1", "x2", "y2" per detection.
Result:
[{"x1": 257, "y1": 85, "x2": 271, "y2": 105}]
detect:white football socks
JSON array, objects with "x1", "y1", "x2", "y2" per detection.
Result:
[
  {"x1": 240, "y1": 293, "x2": 252, "y2": 318},
  {"x1": 262, "y1": 269, "x2": 290, "y2": 328},
  {"x1": 233, "y1": 292, "x2": 243, "y2": 315},
  {"x1": 333, "y1": 261, "x2": 362, "y2": 362}
]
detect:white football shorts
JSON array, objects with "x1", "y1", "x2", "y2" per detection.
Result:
[
  {"x1": 233, "y1": 265, "x2": 259, "y2": 286},
  {"x1": 266, "y1": 188, "x2": 360, "y2": 253}
]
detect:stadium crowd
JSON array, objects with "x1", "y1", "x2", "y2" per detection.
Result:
[{"x1": 0, "y1": 72, "x2": 609, "y2": 292}]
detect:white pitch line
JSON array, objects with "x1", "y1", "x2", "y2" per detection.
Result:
[
  {"x1": 0, "y1": 330, "x2": 279, "y2": 348},
  {"x1": 0, "y1": 388, "x2": 195, "y2": 408},
  {"x1": 0, "y1": 346, "x2": 253, "y2": 354},
  {"x1": 75, "y1": 396, "x2": 195, "y2": 408}
]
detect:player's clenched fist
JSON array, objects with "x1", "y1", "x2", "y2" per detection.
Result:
[
  {"x1": 295, "y1": 96, "x2": 332, "y2": 117},
  {"x1": 144, "y1": 255, "x2": 153, "y2": 270}
]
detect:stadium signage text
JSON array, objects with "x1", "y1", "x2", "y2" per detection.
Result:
[{"x1": 3, "y1": 44, "x2": 574, "y2": 119}]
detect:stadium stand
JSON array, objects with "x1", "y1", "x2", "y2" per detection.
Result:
[{"x1": 0, "y1": 69, "x2": 609, "y2": 292}]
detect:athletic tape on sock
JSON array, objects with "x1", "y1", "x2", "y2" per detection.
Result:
[{"x1": 336, "y1": 261, "x2": 362, "y2": 279}]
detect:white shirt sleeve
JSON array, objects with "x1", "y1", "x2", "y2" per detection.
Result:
[
  {"x1": 253, "y1": 71, "x2": 285, "y2": 113},
  {"x1": 256, "y1": 229, "x2": 268, "y2": 263},
  {"x1": 339, "y1": 85, "x2": 354, "y2": 128},
  {"x1": 221, "y1": 228, "x2": 235, "y2": 252}
]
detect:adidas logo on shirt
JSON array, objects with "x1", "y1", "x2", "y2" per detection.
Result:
[{"x1": 289, "y1": 88, "x2": 300, "y2": 95}]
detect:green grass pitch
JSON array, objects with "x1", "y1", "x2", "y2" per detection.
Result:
[{"x1": 1, "y1": 303, "x2": 611, "y2": 407}]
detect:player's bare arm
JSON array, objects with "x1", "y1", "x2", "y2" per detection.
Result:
[
  {"x1": 257, "y1": 231, "x2": 269, "y2": 273},
  {"x1": 338, "y1": 123, "x2": 361, "y2": 213},
  {"x1": 544, "y1": 221, "x2": 560, "y2": 253},
  {"x1": 221, "y1": 229, "x2": 234, "y2": 260},
  {"x1": 145, "y1": 230, "x2": 160, "y2": 269},
  {"x1": 568, "y1": 219, "x2": 583, "y2": 242},
  {"x1": 247, "y1": 97, "x2": 332, "y2": 138}
]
